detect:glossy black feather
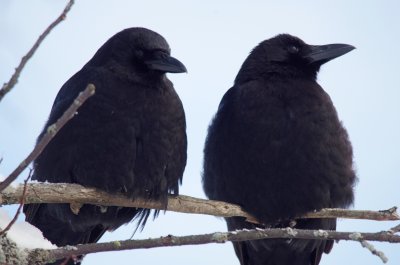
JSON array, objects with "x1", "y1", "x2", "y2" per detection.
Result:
[
  {"x1": 23, "y1": 27, "x2": 187, "y2": 265},
  {"x1": 203, "y1": 34, "x2": 356, "y2": 265}
]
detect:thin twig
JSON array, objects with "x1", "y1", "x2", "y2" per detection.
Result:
[
  {"x1": 0, "y1": 183, "x2": 398, "y2": 222},
  {"x1": 389, "y1": 223, "x2": 400, "y2": 234},
  {"x1": 359, "y1": 240, "x2": 388, "y2": 263},
  {"x1": 0, "y1": 84, "x2": 96, "y2": 192},
  {"x1": 305, "y1": 207, "x2": 399, "y2": 221},
  {"x1": 0, "y1": 0, "x2": 75, "y2": 102},
  {"x1": 27, "y1": 228, "x2": 400, "y2": 264},
  {"x1": 0, "y1": 170, "x2": 32, "y2": 236}
]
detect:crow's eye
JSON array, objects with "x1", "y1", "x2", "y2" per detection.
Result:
[{"x1": 288, "y1": 45, "x2": 300, "y2": 54}]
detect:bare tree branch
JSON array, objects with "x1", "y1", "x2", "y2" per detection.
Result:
[
  {"x1": 21, "y1": 228, "x2": 399, "y2": 264},
  {"x1": 1, "y1": 182, "x2": 399, "y2": 222},
  {"x1": 359, "y1": 240, "x2": 388, "y2": 263},
  {"x1": 304, "y1": 207, "x2": 399, "y2": 221},
  {"x1": 0, "y1": 170, "x2": 32, "y2": 236},
  {"x1": 0, "y1": 84, "x2": 96, "y2": 192},
  {"x1": 390, "y1": 223, "x2": 400, "y2": 234},
  {"x1": 0, "y1": 0, "x2": 75, "y2": 102}
]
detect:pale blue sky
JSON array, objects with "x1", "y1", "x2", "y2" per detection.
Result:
[{"x1": 0, "y1": 1, "x2": 399, "y2": 264}]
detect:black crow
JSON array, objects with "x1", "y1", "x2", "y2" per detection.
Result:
[
  {"x1": 203, "y1": 34, "x2": 356, "y2": 265},
  {"x1": 23, "y1": 27, "x2": 187, "y2": 265}
]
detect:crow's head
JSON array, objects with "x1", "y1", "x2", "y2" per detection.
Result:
[
  {"x1": 88, "y1": 27, "x2": 186, "y2": 76},
  {"x1": 235, "y1": 34, "x2": 354, "y2": 84}
]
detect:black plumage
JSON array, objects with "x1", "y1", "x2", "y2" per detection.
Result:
[
  {"x1": 203, "y1": 34, "x2": 356, "y2": 265},
  {"x1": 23, "y1": 27, "x2": 187, "y2": 264}
]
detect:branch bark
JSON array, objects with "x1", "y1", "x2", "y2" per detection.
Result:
[
  {"x1": 23, "y1": 228, "x2": 400, "y2": 264},
  {"x1": 0, "y1": 84, "x2": 96, "y2": 192},
  {"x1": 0, "y1": 234, "x2": 28, "y2": 265},
  {"x1": 0, "y1": 0, "x2": 75, "y2": 102},
  {"x1": 0, "y1": 182, "x2": 398, "y2": 222}
]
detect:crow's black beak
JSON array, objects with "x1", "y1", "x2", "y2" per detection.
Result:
[
  {"x1": 145, "y1": 51, "x2": 187, "y2": 73},
  {"x1": 304, "y1": 43, "x2": 355, "y2": 65}
]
